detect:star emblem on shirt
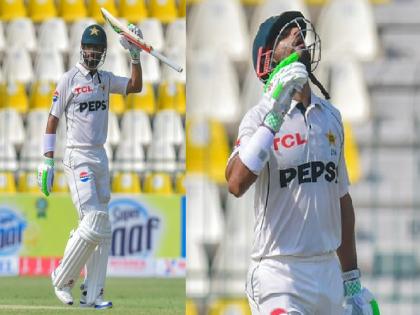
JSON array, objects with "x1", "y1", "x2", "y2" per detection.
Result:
[
  {"x1": 90, "y1": 26, "x2": 100, "y2": 36},
  {"x1": 326, "y1": 130, "x2": 336, "y2": 146}
]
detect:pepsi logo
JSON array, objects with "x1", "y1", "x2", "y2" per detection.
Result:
[
  {"x1": 79, "y1": 171, "x2": 90, "y2": 182},
  {"x1": 52, "y1": 90, "x2": 59, "y2": 102}
]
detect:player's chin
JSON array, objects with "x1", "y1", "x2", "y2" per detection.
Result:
[{"x1": 86, "y1": 60, "x2": 100, "y2": 70}]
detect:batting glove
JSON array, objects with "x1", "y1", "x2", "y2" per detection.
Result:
[
  {"x1": 264, "y1": 61, "x2": 308, "y2": 112},
  {"x1": 119, "y1": 24, "x2": 143, "y2": 64},
  {"x1": 343, "y1": 269, "x2": 380, "y2": 315},
  {"x1": 260, "y1": 53, "x2": 307, "y2": 134},
  {"x1": 37, "y1": 157, "x2": 54, "y2": 197}
]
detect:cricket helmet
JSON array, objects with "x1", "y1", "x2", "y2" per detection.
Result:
[
  {"x1": 252, "y1": 11, "x2": 321, "y2": 83},
  {"x1": 80, "y1": 24, "x2": 107, "y2": 70},
  {"x1": 81, "y1": 24, "x2": 107, "y2": 47}
]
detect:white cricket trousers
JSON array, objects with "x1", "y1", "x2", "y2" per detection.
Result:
[
  {"x1": 63, "y1": 146, "x2": 110, "y2": 218},
  {"x1": 61, "y1": 146, "x2": 111, "y2": 302},
  {"x1": 246, "y1": 252, "x2": 345, "y2": 315}
]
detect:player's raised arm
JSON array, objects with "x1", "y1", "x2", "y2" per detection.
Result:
[
  {"x1": 226, "y1": 53, "x2": 308, "y2": 198},
  {"x1": 119, "y1": 24, "x2": 143, "y2": 94},
  {"x1": 226, "y1": 154, "x2": 257, "y2": 198}
]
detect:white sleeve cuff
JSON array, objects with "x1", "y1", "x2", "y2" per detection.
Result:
[
  {"x1": 238, "y1": 126, "x2": 274, "y2": 175},
  {"x1": 43, "y1": 133, "x2": 56, "y2": 155}
]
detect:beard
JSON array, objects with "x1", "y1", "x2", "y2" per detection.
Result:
[
  {"x1": 298, "y1": 49, "x2": 311, "y2": 73},
  {"x1": 84, "y1": 57, "x2": 101, "y2": 70}
]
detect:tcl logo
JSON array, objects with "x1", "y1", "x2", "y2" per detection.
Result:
[
  {"x1": 274, "y1": 133, "x2": 307, "y2": 151},
  {"x1": 73, "y1": 86, "x2": 93, "y2": 94}
]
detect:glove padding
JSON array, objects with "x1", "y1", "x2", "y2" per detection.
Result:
[
  {"x1": 344, "y1": 288, "x2": 380, "y2": 315},
  {"x1": 37, "y1": 157, "x2": 54, "y2": 197},
  {"x1": 119, "y1": 24, "x2": 143, "y2": 63},
  {"x1": 260, "y1": 54, "x2": 308, "y2": 133},
  {"x1": 264, "y1": 61, "x2": 308, "y2": 115}
]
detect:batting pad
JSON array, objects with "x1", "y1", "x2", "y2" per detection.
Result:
[
  {"x1": 58, "y1": 229, "x2": 76, "y2": 288},
  {"x1": 52, "y1": 211, "x2": 112, "y2": 289},
  {"x1": 84, "y1": 237, "x2": 112, "y2": 305}
]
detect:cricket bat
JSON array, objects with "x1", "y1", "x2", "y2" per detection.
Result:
[{"x1": 101, "y1": 8, "x2": 183, "y2": 73}]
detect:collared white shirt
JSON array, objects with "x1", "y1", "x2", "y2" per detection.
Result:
[
  {"x1": 230, "y1": 92, "x2": 349, "y2": 259},
  {"x1": 50, "y1": 62, "x2": 129, "y2": 147}
]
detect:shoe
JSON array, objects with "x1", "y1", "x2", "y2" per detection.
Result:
[
  {"x1": 53, "y1": 286, "x2": 74, "y2": 305},
  {"x1": 80, "y1": 286, "x2": 112, "y2": 309},
  {"x1": 51, "y1": 270, "x2": 74, "y2": 305}
]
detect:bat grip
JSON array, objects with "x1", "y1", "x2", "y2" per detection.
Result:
[{"x1": 150, "y1": 50, "x2": 183, "y2": 73}]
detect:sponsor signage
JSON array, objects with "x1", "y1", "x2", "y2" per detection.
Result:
[{"x1": 0, "y1": 194, "x2": 184, "y2": 277}]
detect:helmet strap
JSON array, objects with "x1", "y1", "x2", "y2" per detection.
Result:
[{"x1": 309, "y1": 72, "x2": 330, "y2": 100}]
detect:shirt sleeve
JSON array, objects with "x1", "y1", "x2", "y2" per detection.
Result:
[
  {"x1": 227, "y1": 101, "x2": 269, "y2": 163},
  {"x1": 49, "y1": 74, "x2": 70, "y2": 119},
  {"x1": 108, "y1": 71, "x2": 130, "y2": 95}
]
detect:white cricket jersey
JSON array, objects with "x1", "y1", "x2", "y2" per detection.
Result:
[
  {"x1": 50, "y1": 62, "x2": 129, "y2": 147},
  {"x1": 230, "y1": 92, "x2": 349, "y2": 259}
]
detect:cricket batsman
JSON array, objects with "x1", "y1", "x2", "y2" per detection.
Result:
[
  {"x1": 37, "y1": 23, "x2": 143, "y2": 309},
  {"x1": 225, "y1": 12, "x2": 380, "y2": 315}
]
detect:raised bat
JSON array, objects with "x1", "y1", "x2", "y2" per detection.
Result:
[{"x1": 101, "y1": 8, "x2": 183, "y2": 73}]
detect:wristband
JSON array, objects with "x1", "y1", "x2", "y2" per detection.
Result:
[
  {"x1": 43, "y1": 134, "x2": 56, "y2": 155},
  {"x1": 239, "y1": 126, "x2": 274, "y2": 175},
  {"x1": 131, "y1": 59, "x2": 140, "y2": 64},
  {"x1": 342, "y1": 269, "x2": 361, "y2": 281}
]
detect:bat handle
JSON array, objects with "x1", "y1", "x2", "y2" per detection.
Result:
[{"x1": 150, "y1": 50, "x2": 183, "y2": 73}]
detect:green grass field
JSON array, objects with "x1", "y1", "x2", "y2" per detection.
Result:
[{"x1": 0, "y1": 277, "x2": 185, "y2": 315}]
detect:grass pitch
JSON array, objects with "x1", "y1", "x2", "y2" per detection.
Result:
[{"x1": 0, "y1": 277, "x2": 185, "y2": 315}]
